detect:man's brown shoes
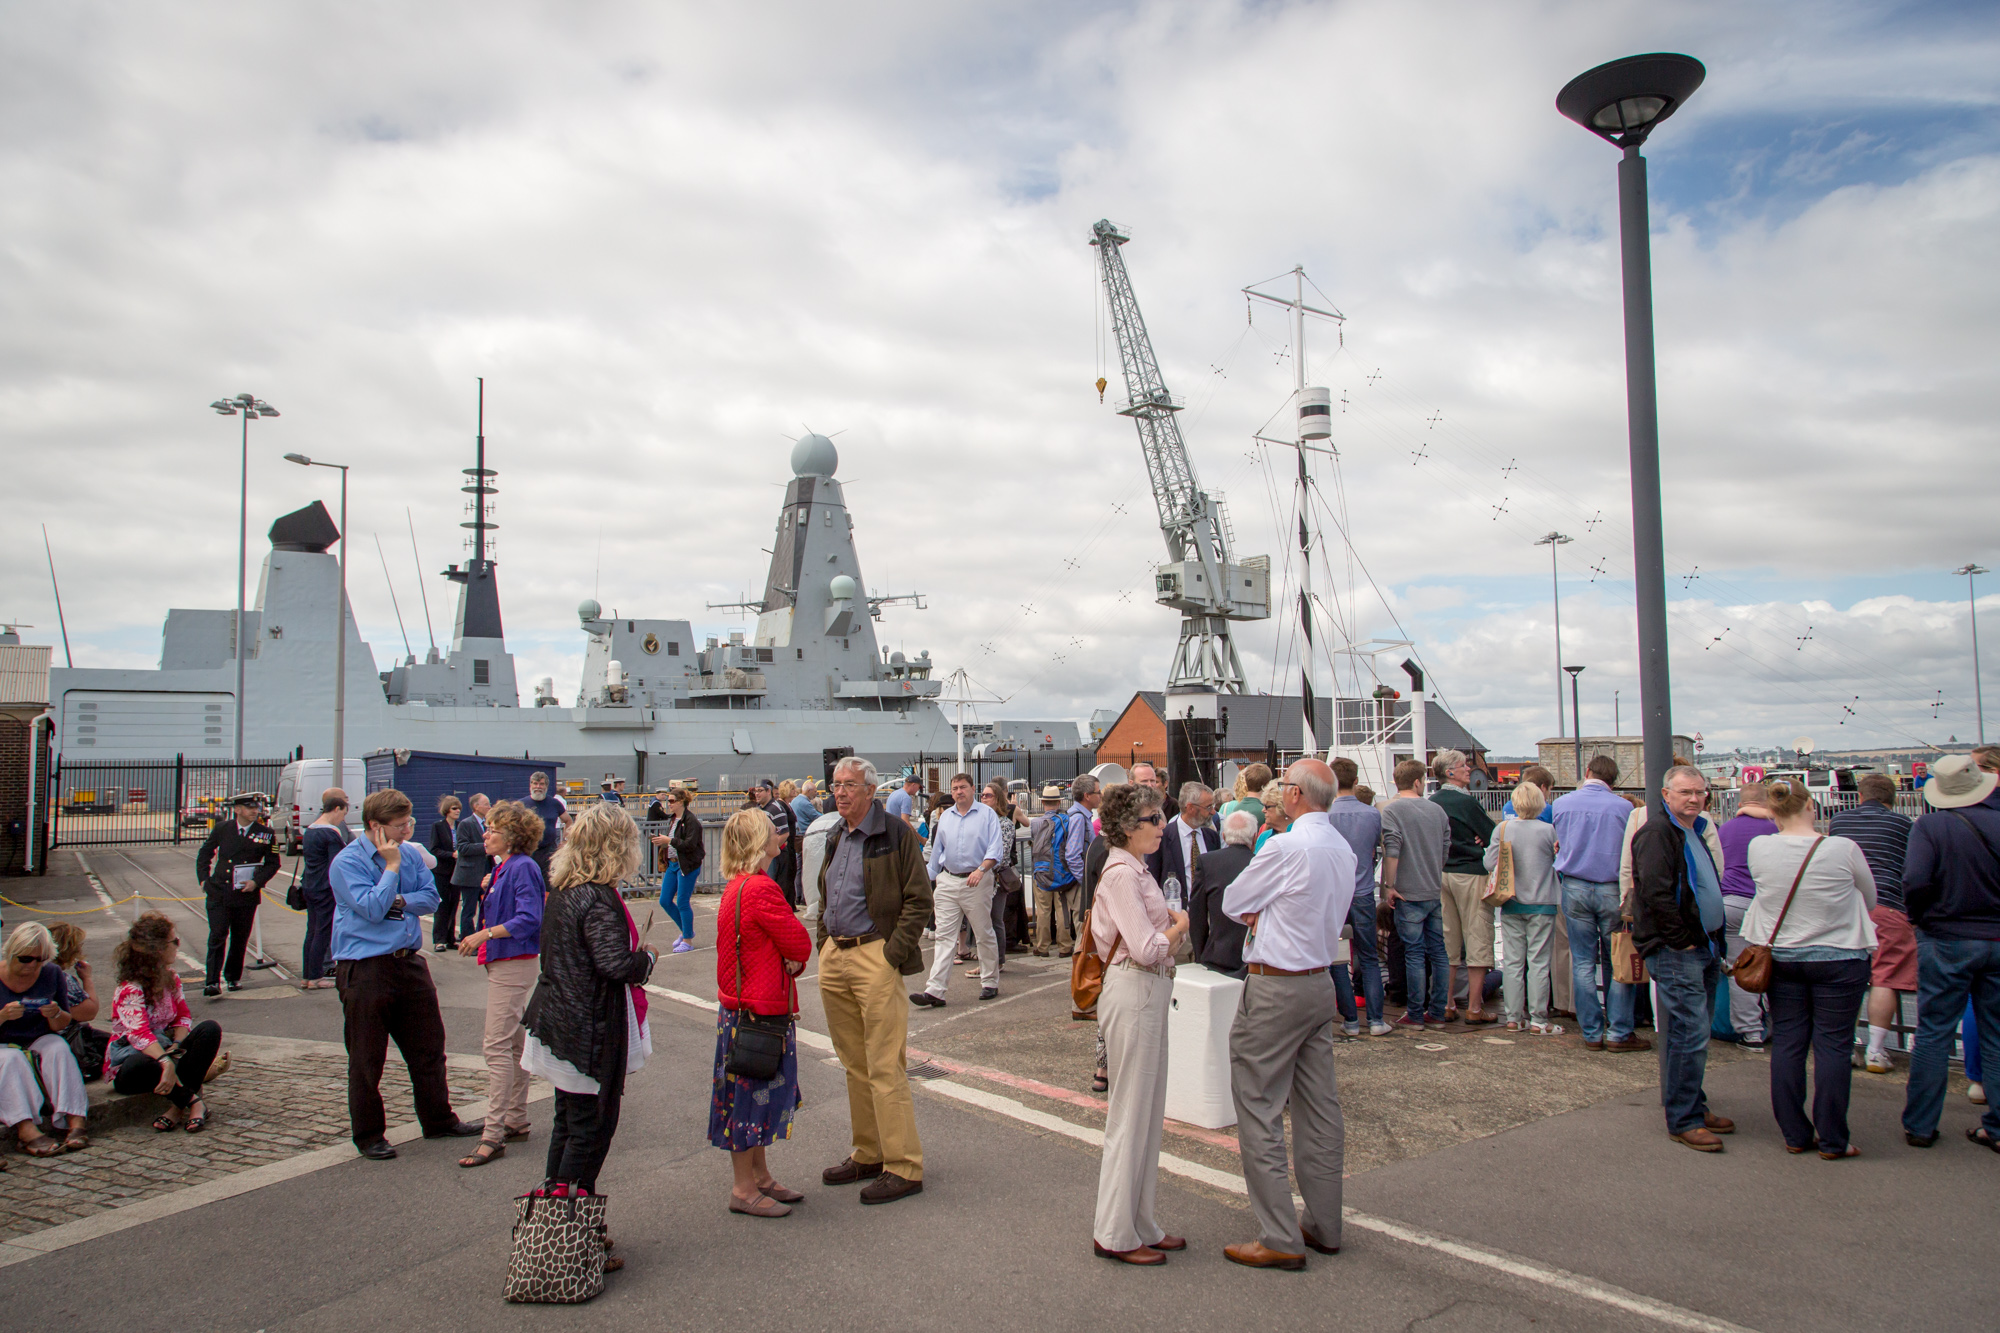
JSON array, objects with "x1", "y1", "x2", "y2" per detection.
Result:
[
  {"x1": 1299, "y1": 1226, "x2": 1340, "y2": 1255},
  {"x1": 1703, "y1": 1112, "x2": 1735, "y2": 1133},
  {"x1": 1671, "y1": 1127, "x2": 1725, "y2": 1152},
  {"x1": 1095, "y1": 1242, "x2": 1166, "y2": 1265},
  {"x1": 821, "y1": 1156, "x2": 884, "y2": 1185},
  {"x1": 858, "y1": 1172, "x2": 923, "y2": 1205},
  {"x1": 1224, "y1": 1242, "x2": 1307, "y2": 1271}
]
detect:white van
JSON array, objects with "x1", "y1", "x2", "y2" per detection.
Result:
[{"x1": 275, "y1": 758, "x2": 366, "y2": 853}]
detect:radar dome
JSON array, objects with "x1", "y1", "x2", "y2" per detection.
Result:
[
  {"x1": 578, "y1": 599, "x2": 602, "y2": 624},
  {"x1": 790, "y1": 433, "x2": 838, "y2": 478},
  {"x1": 829, "y1": 574, "x2": 857, "y2": 601}
]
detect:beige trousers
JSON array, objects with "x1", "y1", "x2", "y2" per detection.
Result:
[
  {"x1": 481, "y1": 955, "x2": 537, "y2": 1142},
  {"x1": 819, "y1": 937, "x2": 924, "y2": 1181},
  {"x1": 1093, "y1": 963, "x2": 1172, "y2": 1253}
]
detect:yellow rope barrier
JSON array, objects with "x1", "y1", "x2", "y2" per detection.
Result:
[{"x1": 0, "y1": 892, "x2": 139, "y2": 914}]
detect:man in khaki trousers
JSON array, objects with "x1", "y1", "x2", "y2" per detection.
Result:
[{"x1": 816, "y1": 757, "x2": 933, "y2": 1205}]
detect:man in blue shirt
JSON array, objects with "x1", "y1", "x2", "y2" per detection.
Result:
[
  {"x1": 1326, "y1": 757, "x2": 1391, "y2": 1037},
  {"x1": 886, "y1": 774, "x2": 922, "y2": 825},
  {"x1": 330, "y1": 787, "x2": 482, "y2": 1160},
  {"x1": 914, "y1": 773, "x2": 1010, "y2": 1005},
  {"x1": 1551, "y1": 754, "x2": 1649, "y2": 1053},
  {"x1": 523, "y1": 771, "x2": 566, "y2": 882}
]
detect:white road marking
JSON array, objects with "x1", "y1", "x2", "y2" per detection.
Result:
[
  {"x1": 77, "y1": 853, "x2": 208, "y2": 976},
  {"x1": 643, "y1": 981, "x2": 1756, "y2": 1333}
]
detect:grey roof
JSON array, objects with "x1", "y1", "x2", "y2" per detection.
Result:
[
  {"x1": 1132, "y1": 691, "x2": 1487, "y2": 757},
  {"x1": 0, "y1": 644, "x2": 51, "y2": 708}
]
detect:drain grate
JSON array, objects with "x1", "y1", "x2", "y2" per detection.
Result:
[{"x1": 905, "y1": 1060, "x2": 952, "y2": 1079}]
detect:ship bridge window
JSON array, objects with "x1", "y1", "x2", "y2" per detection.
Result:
[
  {"x1": 667, "y1": 641, "x2": 679, "y2": 656},
  {"x1": 755, "y1": 648, "x2": 774, "y2": 663},
  {"x1": 474, "y1": 659, "x2": 490, "y2": 685},
  {"x1": 796, "y1": 648, "x2": 803, "y2": 660}
]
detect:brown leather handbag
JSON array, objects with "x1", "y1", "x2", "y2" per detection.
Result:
[{"x1": 1730, "y1": 836, "x2": 1822, "y2": 995}]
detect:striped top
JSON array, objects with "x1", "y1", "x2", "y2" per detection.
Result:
[{"x1": 1828, "y1": 800, "x2": 1913, "y2": 914}]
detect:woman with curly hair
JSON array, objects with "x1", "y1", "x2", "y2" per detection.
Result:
[
  {"x1": 456, "y1": 800, "x2": 546, "y2": 1167},
  {"x1": 522, "y1": 801, "x2": 657, "y2": 1236},
  {"x1": 106, "y1": 913, "x2": 224, "y2": 1133},
  {"x1": 1089, "y1": 782, "x2": 1190, "y2": 1265},
  {"x1": 710, "y1": 807, "x2": 813, "y2": 1216}
]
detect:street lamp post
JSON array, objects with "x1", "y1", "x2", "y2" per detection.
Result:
[
  {"x1": 1956, "y1": 563, "x2": 1989, "y2": 743},
  {"x1": 209, "y1": 394, "x2": 280, "y2": 787},
  {"x1": 286, "y1": 453, "x2": 351, "y2": 777},
  {"x1": 1535, "y1": 532, "x2": 1573, "y2": 745},
  {"x1": 1558, "y1": 53, "x2": 1705, "y2": 819},
  {"x1": 1565, "y1": 665, "x2": 1586, "y2": 786}
]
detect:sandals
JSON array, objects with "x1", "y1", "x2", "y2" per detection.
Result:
[
  {"x1": 1090, "y1": 1072, "x2": 1109, "y2": 1094},
  {"x1": 459, "y1": 1142, "x2": 506, "y2": 1168},
  {"x1": 1529, "y1": 1022, "x2": 1566, "y2": 1036},
  {"x1": 729, "y1": 1191, "x2": 792, "y2": 1218},
  {"x1": 63, "y1": 1129, "x2": 89, "y2": 1153},
  {"x1": 20, "y1": 1135, "x2": 63, "y2": 1158},
  {"x1": 153, "y1": 1112, "x2": 183, "y2": 1133},
  {"x1": 184, "y1": 1102, "x2": 208, "y2": 1133},
  {"x1": 1969, "y1": 1128, "x2": 2000, "y2": 1154}
]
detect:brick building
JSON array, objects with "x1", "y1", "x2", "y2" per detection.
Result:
[{"x1": 1, "y1": 642, "x2": 52, "y2": 875}]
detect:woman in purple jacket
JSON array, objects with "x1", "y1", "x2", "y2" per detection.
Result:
[{"x1": 457, "y1": 800, "x2": 546, "y2": 1166}]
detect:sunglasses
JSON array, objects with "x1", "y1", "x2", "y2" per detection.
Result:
[
  {"x1": 1136, "y1": 813, "x2": 1165, "y2": 827},
  {"x1": 14, "y1": 954, "x2": 46, "y2": 965}
]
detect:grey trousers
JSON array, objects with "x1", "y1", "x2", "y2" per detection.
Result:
[
  {"x1": 1229, "y1": 971, "x2": 1345, "y2": 1254},
  {"x1": 1093, "y1": 964, "x2": 1172, "y2": 1252}
]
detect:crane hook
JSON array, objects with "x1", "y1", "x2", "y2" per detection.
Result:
[{"x1": 1095, "y1": 376, "x2": 1107, "y2": 403}]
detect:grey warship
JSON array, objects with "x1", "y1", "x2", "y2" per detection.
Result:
[{"x1": 47, "y1": 430, "x2": 961, "y2": 787}]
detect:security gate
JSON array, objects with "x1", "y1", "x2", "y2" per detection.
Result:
[{"x1": 45, "y1": 755, "x2": 287, "y2": 850}]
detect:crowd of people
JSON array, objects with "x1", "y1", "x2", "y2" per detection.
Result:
[{"x1": 4, "y1": 741, "x2": 1991, "y2": 1293}]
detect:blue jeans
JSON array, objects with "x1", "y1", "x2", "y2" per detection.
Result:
[
  {"x1": 1647, "y1": 944, "x2": 1720, "y2": 1134},
  {"x1": 659, "y1": 863, "x2": 698, "y2": 943},
  {"x1": 1560, "y1": 875, "x2": 1638, "y2": 1043},
  {"x1": 1965, "y1": 1001, "x2": 1983, "y2": 1085},
  {"x1": 1903, "y1": 934, "x2": 2000, "y2": 1139},
  {"x1": 1333, "y1": 888, "x2": 1384, "y2": 1025},
  {"x1": 1394, "y1": 898, "x2": 1449, "y2": 1022}
]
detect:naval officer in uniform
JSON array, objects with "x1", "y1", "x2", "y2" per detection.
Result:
[{"x1": 195, "y1": 792, "x2": 282, "y2": 997}]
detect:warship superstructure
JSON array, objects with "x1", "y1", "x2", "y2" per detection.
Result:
[{"x1": 47, "y1": 431, "x2": 957, "y2": 787}]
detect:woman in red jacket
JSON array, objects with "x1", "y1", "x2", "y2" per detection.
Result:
[{"x1": 711, "y1": 807, "x2": 813, "y2": 1217}]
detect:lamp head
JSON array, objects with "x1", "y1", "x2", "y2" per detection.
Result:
[
  {"x1": 210, "y1": 399, "x2": 238, "y2": 415},
  {"x1": 284, "y1": 452, "x2": 312, "y2": 467},
  {"x1": 1557, "y1": 53, "x2": 1705, "y2": 149},
  {"x1": 1564, "y1": 665, "x2": 1586, "y2": 678}
]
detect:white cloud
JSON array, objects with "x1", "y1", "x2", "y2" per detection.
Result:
[{"x1": 4, "y1": 0, "x2": 1994, "y2": 757}]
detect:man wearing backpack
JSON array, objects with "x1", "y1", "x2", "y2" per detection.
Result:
[{"x1": 1035, "y1": 777, "x2": 1098, "y2": 957}]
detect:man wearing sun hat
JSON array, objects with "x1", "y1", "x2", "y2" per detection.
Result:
[{"x1": 1899, "y1": 753, "x2": 2000, "y2": 1151}]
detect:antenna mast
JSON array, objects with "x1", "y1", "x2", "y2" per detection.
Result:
[{"x1": 41, "y1": 525, "x2": 73, "y2": 668}]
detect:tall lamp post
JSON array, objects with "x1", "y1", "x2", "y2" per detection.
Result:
[
  {"x1": 1565, "y1": 665, "x2": 1586, "y2": 786},
  {"x1": 1558, "y1": 53, "x2": 1705, "y2": 819},
  {"x1": 286, "y1": 453, "x2": 351, "y2": 777},
  {"x1": 1956, "y1": 563, "x2": 1989, "y2": 743},
  {"x1": 209, "y1": 393, "x2": 280, "y2": 786},
  {"x1": 1535, "y1": 531, "x2": 1573, "y2": 745}
]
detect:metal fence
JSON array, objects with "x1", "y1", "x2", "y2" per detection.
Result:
[{"x1": 46, "y1": 756, "x2": 289, "y2": 850}]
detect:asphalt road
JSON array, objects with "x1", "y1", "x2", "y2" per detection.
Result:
[{"x1": 7, "y1": 849, "x2": 1995, "y2": 1332}]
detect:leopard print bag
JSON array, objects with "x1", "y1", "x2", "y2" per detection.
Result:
[{"x1": 503, "y1": 1192, "x2": 607, "y2": 1303}]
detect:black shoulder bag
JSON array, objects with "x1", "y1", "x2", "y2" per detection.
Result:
[{"x1": 723, "y1": 877, "x2": 795, "y2": 1081}]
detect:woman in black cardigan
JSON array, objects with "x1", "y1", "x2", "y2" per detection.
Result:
[
  {"x1": 428, "y1": 795, "x2": 461, "y2": 950},
  {"x1": 522, "y1": 801, "x2": 658, "y2": 1202}
]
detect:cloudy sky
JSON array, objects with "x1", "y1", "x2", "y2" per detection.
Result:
[{"x1": 5, "y1": 0, "x2": 1996, "y2": 757}]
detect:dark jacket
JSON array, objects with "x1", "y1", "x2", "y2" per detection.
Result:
[
  {"x1": 1080, "y1": 834, "x2": 1111, "y2": 913},
  {"x1": 452, "y1": 813, "x2": 491, "y2": 888},
  {"x1": 1431, "y1": 786, "x2": 1495, "y2": 874},
  {"x1": 1630, "y1": 814, "x2": 1719, "y2": 957},
  {"x1": 427, "y1": 817, "x2": 458, "y2": 882},
  {"x1": 1903, "y1": 793, "x2": 2000, "y2": 941},
  {"x1": 814, "y1": 801, "x2": 933, "y2": 975},
  {"x1": 1148, "y1": 818, "x2": 1220, "y2": 894},
  {"x1": 523, "y1": 881, "x2": 656, "y2": 1082},
  {"x1": 1189, "y1": 843, "x2": 1254, "y2": 977},
  {"x1": 666, "y1": 810, "x2": 704, "y2": 870},
  {"x1": 300, "y1": 822, "x2": 352, "y2": 901},
  {"x1": 196, "y1": 817, "x2": 280, "y2": 895}
]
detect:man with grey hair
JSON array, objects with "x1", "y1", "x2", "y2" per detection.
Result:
[
  {"x1": 816, "y1": 755, "x2": 930, "y2": 1203},
  {"x1": 1220, "y1": 758, "x2": 1353, "y2": 1270},
  {"x1": 1190, "y1": 809, "x2": 1260, "y2": 977},
  {"x1": 1129, "y1": 762, "x2": 1177, "y2": 820},
  {"x1": 1152, "y1": 782, "x2": 1218, "y2": 915},
  {"x1": 1631, "y1": 765, "x2": 1735, "y2": 1152}
]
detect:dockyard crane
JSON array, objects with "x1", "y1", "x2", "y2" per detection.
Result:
[{"x1": 1091, "y1": 219, "x2": 1270, "y2": 693}]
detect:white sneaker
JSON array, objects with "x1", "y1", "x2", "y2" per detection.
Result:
[
  {"x1": 1971, "y1": 1082, "x2": 1988, "y2": 1105},
  {"x1": 1342, "y1": 1021, "x2": 1361, "y2": 1038},
  {"x1": 1370, "y1": 1021, "x2": 1395, "y2": 1037},
  {"x1": 1865, "y1": 1051, "x2": 1893, "y2": 1075}
]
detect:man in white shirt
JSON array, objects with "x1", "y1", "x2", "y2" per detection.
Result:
[
  {"x1": 1220, "y1": 758, "x2": 1355, "y2": 1272},
  {"x1": 913, "y1": 773, "x2": 1009, "y2": 1005}
]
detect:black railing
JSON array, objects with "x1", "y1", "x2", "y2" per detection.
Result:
[{"x1": 46, "y1": 755, "x2": 289, "y2": 850}]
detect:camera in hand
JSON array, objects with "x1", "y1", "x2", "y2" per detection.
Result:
[{"x1": 386, "y1": 895, "x2": 406, "y2": 920}]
